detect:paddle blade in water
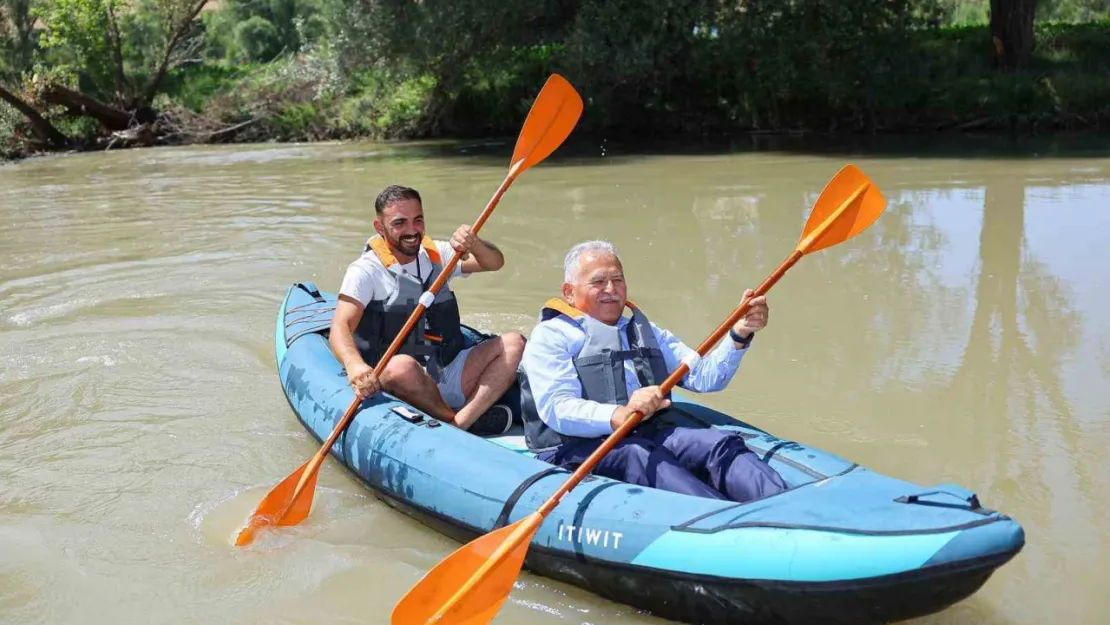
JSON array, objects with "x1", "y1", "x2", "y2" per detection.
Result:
[
  {"x1": 234, "y1": 459, "x2": 317, "y2": 546},
  {"x1": 798, "y1": 164, "x2": 887, "y2": 254},
  {"x1": 510, "y1": 74, "x2": 583, "y2": 174},
  {"x1": 392, "y1": 515, "x2": 540, "y2": 625}
]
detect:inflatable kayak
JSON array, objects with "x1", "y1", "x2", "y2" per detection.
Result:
[{"x1": 275, "y1": 281, "x2": 1025, "y2": 625}]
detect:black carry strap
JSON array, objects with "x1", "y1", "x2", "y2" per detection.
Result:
[{"x1": 494, "y1": 463, "x2": 587, "y2": 529}]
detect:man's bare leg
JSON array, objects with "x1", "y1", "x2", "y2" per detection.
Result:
[
  {"x1": 452, "y1": 333, "x2": 526, "y2": 429},
  {"x1": 379, "y1": 355, "x2": 456, "y2": 422}
]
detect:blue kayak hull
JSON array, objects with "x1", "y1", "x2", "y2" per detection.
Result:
[{"x1": 275, "y1": 282, "x2": 1024, "y2": 625}]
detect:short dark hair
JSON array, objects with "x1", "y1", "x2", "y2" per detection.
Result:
[{"x1": 375, "y1": 185, "x2": 422, "y2": 214}]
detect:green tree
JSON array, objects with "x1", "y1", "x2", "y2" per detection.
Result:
[
  {"x1": 948, "y1": 0, "x2": 1110, "y2": 67},
  {"x1": 34, "y1": 0, "x2": 122, "y2": 100},
  {"x1": 560, "y1": 0, "x2": 714, "y2": 132},
  {"x1": 207, "y1": 0, "x2": 324, "y2": 62},
  {"x1": 234, "y1": 14, "x2": 281, "y2": 61},
  {"x1": 5, "y1": 0, "x2": 210, "y2": 144},
  {"x1": 331, "y1": 0, "x2": 572, "y2": 134},
  {"x1": 0, "y1": 0, "x2": 70, "y2": 147},
  {"x1": 0, "y1": 0, "x2": 35, "y2": 77}
]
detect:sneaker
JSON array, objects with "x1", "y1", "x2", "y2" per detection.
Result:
[{"x1": 467, "y1": 404, "x2": 514, "y2": 437}]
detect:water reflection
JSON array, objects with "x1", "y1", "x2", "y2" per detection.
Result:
[
  {"x1": 949, "y1": 176, "x2": 1082, "y2": 485},
  {"x1": 681, "y1": 161, "x2": 1104, "y2": 625}
]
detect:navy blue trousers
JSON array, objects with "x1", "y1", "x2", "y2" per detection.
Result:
[{"x1": 540, "y1": 424, "x2": 789, "y2": 502}]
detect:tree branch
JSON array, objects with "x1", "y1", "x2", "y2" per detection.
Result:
[
  {"x1": 139, "y1": 0, "x2": 209, "y2": 107},
  {"x1": 168, "y1": 32, "x2": 205, "y2": 70},
  {"x1": 0, "y1": 83, "x2": 69, "y2": 148}
]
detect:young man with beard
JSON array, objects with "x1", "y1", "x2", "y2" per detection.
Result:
[
  {"x1": 518, "y1": 240, "x2": 788, "y2": 502},
  {"x1": 329, "y1": 185, "x2": 523, "y2": 436}
]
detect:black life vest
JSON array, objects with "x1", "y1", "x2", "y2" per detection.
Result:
[{"x1": 353, "y1": 235, "x2": 465, "y2": 379}]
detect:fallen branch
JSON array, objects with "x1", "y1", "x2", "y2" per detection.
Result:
[
  {"x1": 953, "y1": 117, "x2": 994, "y2": 132},
  {"x1": 0, "y1": 83, "x2": 69, "y2": 147},
  {"x1": 104, "y1": 123, "x2": 154, "y2": 150},
  {"x1": 40, "y1": 84, "x2": 132, "y2": 131},
  {"x1": 204, "y1": 117, "x2": 258, "y2": 140},
  {"x1": 158, "y1": 103, "x2": 266, "y2": 143}
]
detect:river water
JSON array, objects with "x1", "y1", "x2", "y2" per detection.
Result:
[{"x1": 1, "y1": 137, "x2": 1107, "y2": 625}]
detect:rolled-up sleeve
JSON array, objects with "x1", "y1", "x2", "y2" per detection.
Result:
[
  {"x1": 653, "y1": 323, "x2": 747, "y2": 393},
  {"x1": 522, "y1": 321, "x2": 619, "y2": 438}
]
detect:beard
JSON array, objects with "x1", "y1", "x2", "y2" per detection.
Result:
[{"x1": 389, "y1": 232, "x2": 422, "y2": 257}]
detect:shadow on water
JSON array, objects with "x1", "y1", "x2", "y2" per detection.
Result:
[{"x1": 335, "y1": 131, "x2": 1110, "y2": 169}]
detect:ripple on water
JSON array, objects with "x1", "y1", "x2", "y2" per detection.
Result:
[{"x1": 197, "y1": 493, "x2": 383, "y2": 562}]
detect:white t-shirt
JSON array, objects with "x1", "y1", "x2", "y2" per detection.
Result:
[{"x1": 339, "y1": 240, "x2": 467, "y2": 306}]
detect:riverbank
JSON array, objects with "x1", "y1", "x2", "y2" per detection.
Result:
[{"x1": 4, "y1": 21, "x2": 1110, "y2": 162}]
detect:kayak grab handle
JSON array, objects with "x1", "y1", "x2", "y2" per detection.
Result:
[{"x1": 894, "y1": 484, "x2": 990, "y2": 513}]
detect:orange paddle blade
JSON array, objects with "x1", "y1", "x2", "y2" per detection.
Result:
[
  {"x1": 510, "y1": 74, "x2": 584, "y2": 174},
  {"x1": 797, "y1": 164, "x2": 887, "y2": 254},
  {"x1": 392, "y1": 514, "x2": 541, "y2": 625},
  {"x1": 234, "y1": 459, "x2": 318, "y2": 546}
]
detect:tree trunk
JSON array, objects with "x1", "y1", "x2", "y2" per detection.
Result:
[
  {"x1": 990, "y1": 0, "x2": 1037, "y2": 69},
  {"x1": 0, "y1": 83, "x2": 69, "y2": 148},
  {"x1": 106, "y1": 2, "x2": 127, "y2": 105},
  {"x1": 10, "y1": 0, "x2": 35, "y2": 74},
  {"x1": 40, "y1": 84, "x2": 133, "y2": 131}
]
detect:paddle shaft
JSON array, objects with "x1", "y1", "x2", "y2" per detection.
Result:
[{"x1": 285, "y1": 160, "x2": 527, "y2": 508}]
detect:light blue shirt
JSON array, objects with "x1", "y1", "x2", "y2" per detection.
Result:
[{"x1": 522, "y1": 312, "x2": 748, "y2": 439}]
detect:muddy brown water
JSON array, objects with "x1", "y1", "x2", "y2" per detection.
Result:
[{"x1": 1, "y1": 139, "x2": 1106, "y2": 624}]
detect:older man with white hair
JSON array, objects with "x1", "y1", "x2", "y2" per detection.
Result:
[{"x1": 518, "y1": 240, "x2": 787, "y2": 502}]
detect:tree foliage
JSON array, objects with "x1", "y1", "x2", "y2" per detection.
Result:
[{"x1": 2, "y1": 0, "x2": 1110, "y2": 155}]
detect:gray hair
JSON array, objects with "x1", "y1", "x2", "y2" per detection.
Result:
[{"x1": 563, "y1": 240, "x2": 620, "y2": 283}]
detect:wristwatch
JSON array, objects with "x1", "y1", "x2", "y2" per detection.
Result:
[{"x1": 729, "y1": 328, "x2": 753, "y2": 348}]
